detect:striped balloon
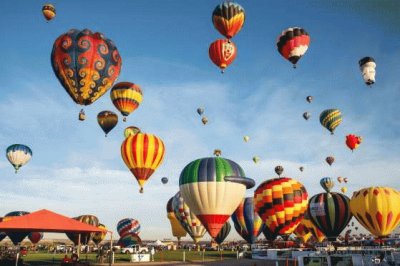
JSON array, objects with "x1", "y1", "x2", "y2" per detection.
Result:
[
  {"x1": 117, "y1": 232, "x2": 142, "y2": 248},
  {"x1": 179, "y1": 157, "x2": 254, "y2": 238},
  {"x1": 231, "y1": 197, "x2": 265, "y2": 244},
  {"x1": 172, "y1": 192, "x2": 206, "y2": 244},
  {"x1": 166, "y1": 197, "x2": 187, "y2": 240},
  {"x1": 66, "y1": 215, "x2": 99, "y2": 245},
  {"x1": 296, "y1": 212, "x2": 325, "y2": 243},
  {"x1": 4, "y1": 211, "x2": 30, "y2": 245},
  {"x1": 212, "y1": 1, "x2": 245, "y2": 39},
  {"x1": 308, "y1": 192, "x2": 352, "y2": 241},
  {"x1": 6, "y1": 144, "x2": 32, "y2": 173},
  {"x1": 319, "y1": 109, "x2": 342, "y2": 135},
  {"x1": 350, "y1": 187, "x2": 400, "y2": 237},
  {"x1": 214, "y1": 222, "x2": 231, "y2": 245},
  {"x1": 92, "y1": 224, "x2": 107, "y2": 245},
  {"x1": 117, "y1": 218, "x2": 141, "y2": 237},
  {"x1": 110, "y1": 82, "x2": 143, "y2": 122},
  {"x1": 320, "y1": 177, "x2": 334, "y2": 193},
  {"x1": 97, "y1": 111, "x2": 118, "y2": 137},
  {"x1": 254, "y1": 177, "x2": 308, "y2": 240},
  {"x1": 276, "y1": 27, "x2": 310, "y2": 67},
  {"x1": 121, "y1": 133, "x2": 165, "y2": 193},
  {"x1": 294, "y1": 223, "x2": 313, "y2": 243}
]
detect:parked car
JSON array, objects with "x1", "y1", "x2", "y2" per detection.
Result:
[{"x1": 120, "y1": 245, "x2": 149, "y2": 254}]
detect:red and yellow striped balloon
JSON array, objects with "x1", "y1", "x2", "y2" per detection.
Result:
[
  {"x1": 121, "y1": 133, "x2": 165, "y2": 193},
  {"x1": 111, "y1": 82, "x2": 143, "y2": 122}
]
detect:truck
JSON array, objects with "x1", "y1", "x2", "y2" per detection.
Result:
[{"x1": 120, "y1": 245, "x2": 149, "y2": 254}]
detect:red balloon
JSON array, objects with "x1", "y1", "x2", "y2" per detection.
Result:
[
  {"x1": 209, "y1": 39, "x2": 237, "y2": 72},
  {"x1": 346, "y1": 134, "x2": 362, "y2": 151}
]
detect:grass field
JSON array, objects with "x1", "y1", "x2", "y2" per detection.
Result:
[{"x1": 18, "y1": 250, "x2": 237, "y2": 265}]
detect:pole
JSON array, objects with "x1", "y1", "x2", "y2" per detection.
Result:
[
  {"x1": 77, "y1": 234, "x2": 81, "y2": 258},
  {"x1": 183, "y1": 250, "x2": 185, "y2": 262},
  {"x1": 109, "y1": 231, "x2": 113, "y2": 266},
  {"x1": 15, "y1": 243, "x2": 20, "y2": 266}
]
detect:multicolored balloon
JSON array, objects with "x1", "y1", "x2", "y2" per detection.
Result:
[
  {"x1": 166, "y1": 197, "x2": 187, "y2": 241},
  {"x1": 299, "y1": 212, "x2": 326, "y2": 243},
  {"x1": 121, "y1": 132, "x2": 165, "y2": 193},
  {"x1": 350, "y1": 187, "x2": 400, "y2": 237},
  {"x1": 359, "y1": 57, "x2": 376, "y2": 86},
  {"x1": 320, "y1": 109, "x2": 342, "y2": 135},
  {"x1": 117, "y1": 232, "x2": 142, "y2": 248},
  {"x1": 320, "y1": 177, "x2": 334, "y2": 193},
  {"x1": 3, "y1": 211, "x2": 30, "y2": 245},
  {"x1": 51, "y1": 29, "x2": 121, "y2": 114},
  {"x1": 326, "y1": 156, "x2": 335, "y2": 166},
  {"x1": 346, "y1": 134, "x2": 362, "y2": 151},
  {"x1": 308, "y1": 192, "x2": 352, "y2": 241},
  {"x1": 28, "y1": 232, "x2": 44, "y2": 244},
  {"x1": 214, "y1": 222, "x2": 231, "y2": 245},
  {"x1": 276, "y1": 27, "x2": 310, "y2": 68},
  {"x1": 172, "y1": 192, "x2": 206, "y2": 244},
  {"x1": 201, "y1": 116, "x2": 209, "y2": 125},
  {"x1": 97, "y1": 111, "x2": 118, "y2": 137},
  {"x1": 110, "y1": 82, "x2": 143, "y2": 122},
  {"x1": 6, "y1": 144, "x2": 32, "y2": 173},
  {"x1": 212, "y1": 1, "x2": 245, "y2": 39},
  {"x1": 42, "y1": 4, "x2": 56, "y2": 21},
  {"x1": 209, "y1": 39, "x2": 237, "y2": 72},
  {"x1": 179, "y1": 157, "x2": 254, "y2": 238},
  {"x1": 124, "y1": 126, "x2": 141, "y2": 138},
  {"x1": 66, "y1": 215, "x2": 99, "y2": 245},
  {"x1": 92, "y1": 224, "x2": 107, "y2": 245},
  {"x1": 294, "y1": 223, "x2": 313, "y2": 243},
  {"x1": 117, "y1": 218, "x2": 141, "y2": 237},
  {"x1": 231, "y1": 197, "x2": 265, "y2": 244},
  {"x1": 254, "y1": 177, "x2": 308, "y2": 240}
]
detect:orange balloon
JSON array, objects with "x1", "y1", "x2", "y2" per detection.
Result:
[{"x1": 209, "y1": 39, "x2": 237, "y2": 72}]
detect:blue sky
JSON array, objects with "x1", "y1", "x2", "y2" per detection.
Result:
[{"x1": 0, "y1": 1, "x2": 399, "y2": 242}]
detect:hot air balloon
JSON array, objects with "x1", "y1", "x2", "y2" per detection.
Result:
[
  {"x1": 274, "y1": 165, "x2": 284, "y2": 177},
  {"x1": 341, "y1": 187, "x2": 347, "y2": 193},
  {"x1": 42, "y1": 4, "x2": 56, "y2": 21},
  {"x1": 124, "y1": 126, "x2": 141, "y2": 138},
  {"x1": 97, "y1": 111, "x2": 118, "y2": 137},
  {"x1": 166, "y1": 197, "x2": 187, "y2": 243},
  {"x1": 214, "y1": 222, "x2": 231, "y2": 245},
  {"x1": 350, "y1": 187, "x2": 400, "y2": 237},
  {"x1": 299, "y1": 166, "x2": 304, "y2": 172},
  {"x1": 243, "y1": 136, "x2": 250, "y2": 142},
  {"x1": 28, "y1": 232, "x2": 44, "y2": 244},
  {"x1": 179, "y1": 157, "x2": 254, "y2": 238},
  {"x1": 320, "y1": 177, "x2": 334, "y2": 193},
  {"x1": 0, "y1": 218, "x2": 6, "y2": 243},
  {"x1": 254, "y1": 177, "x2": 308, "y2": 240},
  {"x1": 6, "y1": 144, "x2": 32, "y2": 173},
  {"x1": 92, "y1": 224, "x2": 107, "y2": 245},
  {"x1": 201, "y1": 116, "x2": 209, "y2": 125},
  {"x1": 320, "y1": 109, "x2": 342, "y2": 135},
  {"x1": 294, "y1": 223, "x2": 313, "y2": 243},
  {"x1": 197, "y1": 107, "x2": 204, "y2": 116},
  {"x1": 252, "y1": 156, "x2": 260, "y2": 164},
  {"x1": 79, "y1": 109, "x2": 86, "y2": 121},
  {"x1": 172, "y1": 192, "x2": 206, "y2": 244},
  {"x1": 110, "y1": 82, "x2": 143, "y2": 122},
  {"x1": 161, "y1": 177, "x2": 168, "y2": 184},
  {"x1": 209, "y1": 39, "x2": 237, "y2": 72},
  {"x1": 306, "y1": 96, "x2": 313, "y2": 103},
  {"x1": 212, "y1": 1, "x2": 245, "y2": 39},
  {"x1": 337, "y1": 177, "x2": 343, "y2": 183},
  {"x1": 3, "y1": 211, "x2": 30, "y2": 245},
  {"x1": 308, "y1": 188, "x2": 352, "y2": 241},
  {"x1": 231, "y1": 197, "x2": 265, "y2": 244},
  {"x1": 299, "y1": 212, "x2": 326, "y2": 243},
  {"x1": 118, "y1": 233, "x2": 142, "y2": 248},
  {"x1": 303, "y1": 112, "x2": 311, "y2": 120},
  {"x1": 276, "y1": 27, "x2": 310, "y2": 68},
  {"x1": 346, "y1": 134, "x2": 362, "y2": 152},
  {"x1": 213, "y1": 149, "x2": 222, "y2": 157},
  {"x1": 359, "y1": 57, "x2": 376, "y2": 86},
  {"x1": 66, "y1": 215, "x2": 99, "y2": 245},
  {"x1": 121, "y1": 132, "x2": 165, "y2": 193},
  {"x1": 343, "y1": 177, "x2": 348, "y2": 183},
  {"x1": 117, "y1": 218, "x2": 141, "y2": 237},
  {"x1": 51, "y1": 29, "x2": 122, "y2": 117},
  {"x1": 326, "y1": 156, "x2": 335, "y2": 166}
]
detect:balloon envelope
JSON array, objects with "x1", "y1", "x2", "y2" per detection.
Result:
[
  {"x1": 209, "y1": 39, "x2": 237, "y2": 71},
  {"x1": 214, "y1": 222, "x2": 231, "y2": 245},
  {"x1": 92, "y1": 224, "x2": 107, "y2": 245},
  {"x1": 110, "y1": 82, "x2": 143, "y2": 121},
  {"x1": 212, "y1": 2, "x2": 245, "y2": 39},
  {"x1": 6, "y1": 144, "x2": 32, "y2": 173},
  {"x1": 28, "y1": 232, "x2": 44, "y2": 244},
  {"x1": 42, "y1": 4, "x2": 56, "y2": 21},
  {"x1": 277, "y1": 27, "x2": 310, "y2": 67},
  {"x1": 65, "y1": 215, "x2": 99, "y2": 245},
  {"x1": 118, "y1": 233, "x2": 142, "y2": 248},
  {"x1": 117, "y1": 218, "x2": 141, "y2": 237},
  {"x1": 166, "y1": 197, "x2": 187, "y2": 239},
  {"x1": 97, "y1": 111, "x2": 118, "y2": 136},
  {"x1": 4, "y1": 211, "x2": 30, "y2": 245},
  {"x1": 320, "y1": 109, "x2": 342, "y2": 135},
  {"x1": 359, "y1": 57, "x2": 376, "y2": 85}
]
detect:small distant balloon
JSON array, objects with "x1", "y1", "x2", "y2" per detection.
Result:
[
  {"x1": 97, "y1": 111, "x2": 118, "y2": 137},
  {"x1": 306, "y1": 96, "x2": 313, "y2": 103},
  {"x1": 42, "y1": 3, "x2": 56, "y2": 21},
  {"x1": 303, "y1": 112, "x2": 311, "y2": 120},
  {"x1": 341, "y1": 187, "x2": 347, "y2": 193},
  {"x1": 201, "y1": 116, "x2": 208, "y2": 125},
  {"x1": 346, "y1": 134, "x2": 362, "y2": 152},
  {"x1": 213, "y1": 149, "x2": 222, "y2": 157},
  {"x1": 252, "y1": 156, "x2": 260, "y2": 164},
  {"x1": 326, "y1": 156, "x2": 335, "y2": 166},
  {"x1": 343, "y1": 177, "x2": 348, "y2": 183},
  {"x1": 243, "y1": 136, "x2": 250, "y2": 142},
  {"x1": 6, "y1": 144, "x2": 32, "y2": 173},
  {"x1": 337, "y1": 177, "x2": 343, "y2": 183},
  {"x1": 359, "y1": 57, "x2": 376, "y2": 86},
  {"x1": 320, "y1": 109, "x2": 342, "y2": 135},
  {"x1": 79, "y1": 109, "x2": 86, "y2": 121},
  {"x1": 299, "y1": 166, "x2": 304, "y2": 172},
  {"x1": 124, "y1": 126, "x2": 141, "y2": 138},
  {"x1": 320, "y1": 177, "x2": 334, "y2": 193},
  {"x1": 197, "y1": 107, "x2": 204, "y2": 116},
  {"x1": 274, "y1": 165, "x2": 284, "y2": 177},
  {"x1": 161, "y1": 177, "x2": 169, "y2": 184}
]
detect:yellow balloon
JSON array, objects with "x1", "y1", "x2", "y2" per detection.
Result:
[
  {"x1": 350, "y1": 187, "x2": 400, "y2": 237},
  {"x1": 341, "y1": 187, "x2": 347, "y2": 193}
]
